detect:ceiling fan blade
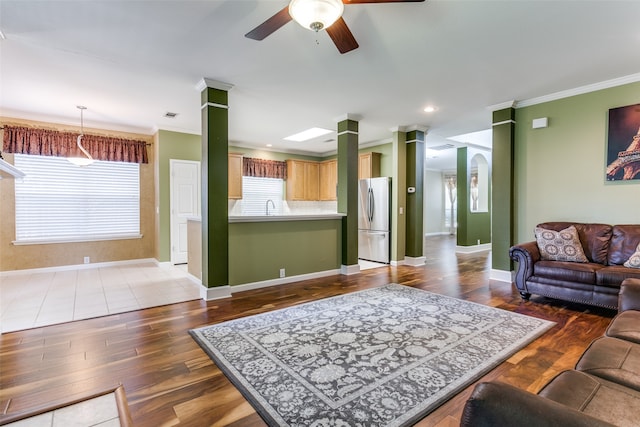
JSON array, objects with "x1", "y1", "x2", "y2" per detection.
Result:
[
  {"x1": 245, "y1": 6, "x2": 292, "y2": 41},
  {"x1": 342, "y1": 0, "x2": 425, "y2": 3},
  {"x1": 326, "y1": 18, "x2": 359, "y2": 54}
]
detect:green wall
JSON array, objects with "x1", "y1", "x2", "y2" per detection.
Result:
[
  {"x1": 229, "y1": 219, "x2": 341, "y2": 285},
  {"x1": 514, "y1": 81, "x2": 640, "y2": 243},
  {"x1": 157, "y1": 131, "x2": 342, "y2": 283},
  {"x1": 457, "y1": 147, "x2": 492, "y2": 246},
  {"x1": 156, "y1": 134, "x2": 326, "y2": 263},
  {"x1": 359, "y1": 142, "x2": 394, "y2": 177},
  {"x1": 157, "y1": 130, "x2": 201, "y2": 262}
]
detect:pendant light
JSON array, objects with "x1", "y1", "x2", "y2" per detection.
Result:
[{"x1": 68, "y1": 105, "x2": 94, "y2": 167}]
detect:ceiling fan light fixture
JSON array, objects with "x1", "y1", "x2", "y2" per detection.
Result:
[{"x1": 289, "y1": 0, "x2": 344, "y2": 32}]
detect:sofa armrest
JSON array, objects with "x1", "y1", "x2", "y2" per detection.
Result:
[
  {"x1": 619, "y1": 278, "x2": 640, "y2": 313},
  {"x1": 460, "y1": 381, "x2": 615, "y2": 427},
  {"x1": 509, "y1": 241, "x2": 540, "y2": 293}
]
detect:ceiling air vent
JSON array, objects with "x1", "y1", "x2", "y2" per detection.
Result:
[
  {"x1": 164, "y1": 112, "x2": 178, "y2": 118},
  {"x1": 428, "y1": 143, "x2": 456, "y2": 151}
]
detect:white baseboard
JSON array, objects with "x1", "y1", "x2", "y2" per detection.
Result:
[
  {"x1": 200, "y1": 285, "x2": 232, "y2": 301},
  {"x1": 455, "y1": 243, "x2": 492, "y2": 254},
  {"x1": 490, "y1": 269, "x2": 513, "y2": 283},
  {"x1": 341, "y1": 264, "x2": 360, "y2": 275},
  {"x1": 230, "y1": 269, "x2": 342, "y2": 294},
  {"x1": 425, "y1": 231, "x2": 452, "y2": 237},
  {"x1": 404, "y1": 256, "x2": 426, "y2": 267},
  {"x1": 390, "y1": 259, "x2": 403, "y2": 267},
  {"x1": 0, "y1": 258, "x2": 159, "y2": 277}
]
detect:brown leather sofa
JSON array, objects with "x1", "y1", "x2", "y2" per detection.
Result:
[
  {"x1": 460, "y1": 278, "x2": 640, "y2": 427},
  {"x1": 510, "y1": 222, "x2": 640, "y2": 309}
]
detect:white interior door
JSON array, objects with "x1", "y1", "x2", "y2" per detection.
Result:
[{"x1": 170, "y1": 160, "x2": 201, "y2": 264}]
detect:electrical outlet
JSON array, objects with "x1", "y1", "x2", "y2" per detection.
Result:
[
  {"x1": 279, "y1": 268, "x2": 285, "y2": 278},
  {"x1": 84, "y1": 256, "x2": 90, "y2": 264},
  {"x1": 477, "y1": 239, "x2": 481, "y2": 245}
]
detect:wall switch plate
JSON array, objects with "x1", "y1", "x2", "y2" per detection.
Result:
[{"x1": 279, "y1": 268, "x2": 285, "y2": 278}]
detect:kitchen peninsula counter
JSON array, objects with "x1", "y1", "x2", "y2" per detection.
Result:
[
  {"x1": 187, "y1": 214, "x2": 343, "y2": 285},
  {"x1": 229, "y1": 213, "x2": 344, "y2": 223}
]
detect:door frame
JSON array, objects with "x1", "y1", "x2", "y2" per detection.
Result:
[{"x1": 169, "y1": 159, "x2": 201, "y2": 265}]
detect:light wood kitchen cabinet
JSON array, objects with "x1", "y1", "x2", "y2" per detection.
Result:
[
  {"x1": 304, "y1": 162, "x2": 319, "y2": 200},
  {"x1": 319, "y1": 159, "x2": 337, "y2": 201},
  {"x1": 359, "y1": 152, "x2": 381, "y2": 179},
  {"x1": 286, "y1": 159, "x2": 306, "y2": 200},
  {"x1": 228, "y1": 153, "x2": 243, "y2": 199},
  {"x1": 286, "y1": 159, "x2": 320, "y2": 201}
]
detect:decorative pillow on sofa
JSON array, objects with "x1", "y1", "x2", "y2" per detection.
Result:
[
  {"x1": 534, "y1": 225, "x2": 589, "y2": 263},
  {"x1": 624, "y1": 243, "x2": 640, "y2": 269}
]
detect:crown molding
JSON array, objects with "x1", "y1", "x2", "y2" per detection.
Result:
[
  {"x1": 487, "y1": 100, "x2": 517, "y2": 111},
  {"x1": 406, "y1": 124, "x2": 429, "y2": 133},
  {"x1": 0, "y1": 110, "x2": 155, "y2": 136},
  {"x1": 196, "y1": 78, "x2": 234, "y2": 92},
  {"x1": 333, "y1": 113, "x2": 362, "y2": 123},
  {"x1": 516, "y1": 72, "x2": 640, "y2": 108}
]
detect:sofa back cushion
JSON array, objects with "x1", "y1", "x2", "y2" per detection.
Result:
[
  {"x1": 608, "y1": 225, "x2": 640, "y2": 266},
  {"x1": 537, "y1": 222, "x2": 612, "y2": 264}
]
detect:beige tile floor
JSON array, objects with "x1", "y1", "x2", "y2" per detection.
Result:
[
  {"x1": 0, "y1": 261, "x2": 200, "y2": 334},
  {"x1": 358, "y1": 259, "x2": 389, "y2": 270},
  {"x1": 4, "y1": 392, "x2": 120, "y2": 427}
]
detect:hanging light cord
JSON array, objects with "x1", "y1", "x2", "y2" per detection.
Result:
[{"x1": 76, "y1": 106, "x2": 93, "y2": 161}]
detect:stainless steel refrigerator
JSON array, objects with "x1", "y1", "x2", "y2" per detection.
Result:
[{"x1": 358, "y1": 177, "x2": 391, "y2": 263}]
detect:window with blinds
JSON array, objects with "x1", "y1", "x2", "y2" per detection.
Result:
[
  {"x1": 241, "y1": 176, "x2": 284, "y2": 216},
  {"x1": 13, "y1": 154, "x2": 141, "y2": 244}
]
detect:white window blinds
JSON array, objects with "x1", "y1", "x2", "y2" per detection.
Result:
[
  {"x1": 13, "y1": 154, "x2": 141, "y2": 243},
  {"x1": 241, "y1": 176, "x2": 284, "y2": 216}
]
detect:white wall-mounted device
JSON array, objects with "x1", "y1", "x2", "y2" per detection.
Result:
[{"x1": 532, "y1": 117, "x2": 548, "y2": 129}]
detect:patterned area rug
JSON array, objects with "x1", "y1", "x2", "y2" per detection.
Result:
[{"x1": 190, "y1": 284, "x2": 554, "y2": 426}]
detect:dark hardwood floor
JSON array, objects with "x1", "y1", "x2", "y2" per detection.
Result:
[{"x1": 0, "y1": 235, "x2": 616, "y2": 426}]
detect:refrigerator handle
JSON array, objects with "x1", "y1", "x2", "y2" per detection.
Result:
[
  {"x1": 366, "y1": 188, "x2": 370, "y2": 222},
  {"x1": 368, "y1": 187, "x2": 374, "y2": 223}
]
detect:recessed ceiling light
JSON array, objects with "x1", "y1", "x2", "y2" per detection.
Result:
[
  {"x1": 266, "y1": 144, "x2": 273, "y2": 147},
  {"x1": 423, "y1": 106, "x2": 437, "y2": 113},
  {"x1": 284, "y1": 127, "x2": 333, "y2": 142},
  {"x1": 164, "y1": 112, "x2": 178, "y2": 118}
]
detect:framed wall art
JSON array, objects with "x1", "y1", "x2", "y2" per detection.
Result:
[{"x1": 606, "y1": 103, "x2": 640, "y2": 182}]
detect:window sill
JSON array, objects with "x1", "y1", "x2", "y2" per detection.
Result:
[{"x1": 12, "y1": 234, "x2": 143, "y2": 246}]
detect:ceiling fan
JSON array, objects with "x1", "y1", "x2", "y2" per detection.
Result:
[{"x1": 245, "y1": 0, "x2": 425, "y2": 54}]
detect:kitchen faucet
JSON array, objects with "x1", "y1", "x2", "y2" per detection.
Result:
[{"x1": 266, "y1": 199, "x2": 275, "y2": 216}]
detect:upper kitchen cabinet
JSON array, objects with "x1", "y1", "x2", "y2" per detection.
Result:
[
  {"x1": 359, "y1": 152, "x2": 381, "y2": 179},
  {"x1": 319, "y1": 159, "x2": 337, "y2": 201},
  {"x1": 286, "y1": 159, "x2": 319, "y2": 201},
  {"x1": 228, "y1": 153, "x2": 243, "y2": 199}
]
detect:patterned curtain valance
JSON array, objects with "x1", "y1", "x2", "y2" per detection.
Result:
[
  {"x1": 243, "y1": 157, "x2": 286, "y2": 179},
  {"x1": 2, "y1": 125, "x2": 149, "y2": 164}
]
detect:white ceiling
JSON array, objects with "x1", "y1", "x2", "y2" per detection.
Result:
[{"x1": 1, "y1": 0, "x2": 639, "y2": 169}]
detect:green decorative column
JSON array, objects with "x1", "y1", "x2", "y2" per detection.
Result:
[
  {"x1": 390, "y1": 128, "x2": 407, "y2": 264},
  {"x1": 456, "y1": 147, "x2": 469, "y2": 246},
  {"x1": 491, "y1": 105, "x2": 516, "y2": 278},
  {"x1": 197, "y1": 78, "x2": 233, "y2": 300},
  {"x1": 405, "y1": 126, "x2": 426, "y2": 265},
  {"x1": 336, "y1": 114, "x2": 360, "y2": 274}
]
